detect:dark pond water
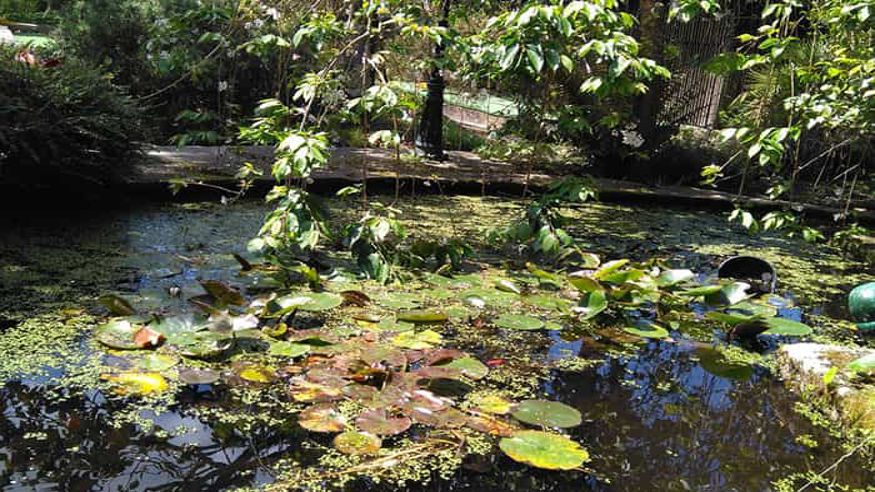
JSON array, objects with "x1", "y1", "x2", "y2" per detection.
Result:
[{"x1": 0, "y1": 198, "x2": 871, "y2": 491}]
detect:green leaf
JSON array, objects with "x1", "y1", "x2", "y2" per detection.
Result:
[
  {"x1": 269, "y1": 341, "x2": 311, "y2": 358},
  {"x1": 656, "y1": 269, "x2": 695, "y2": 287},
  {"x1": 760, "y1": 317, "x2": 812, "y2": 336},
  {"x1": 94, "y1": 319, "x2": 142, "y2": 350},
  {"x1": 846, "y1": 353, "x2": 875, "y2": 373},
  {"x1": 98, "y1": 294, "x2": 136, "y2": 316},
  {"x1": 499, "y1": 431, "x2": 590, "y2": 470},
  {"x1": 592, "y1": 259, "x2": 629, "y2": 280},
  {"x1": 526, "y1": 45, "x2": 544, "y2": 73},
  {"x1": 622, "y1": 323, "x2": 670, "y2": 339},
  {"x1": 396, "y1": 310, "x2": 449, "y2": 323},
  {"x1": 443, "y1": 357, "x2": 489, "y2": 380},
  {"x1": 511, "y1": 399, "x2": 582, "y2": 428},
  {"x1": 333, "y1": 431, "x2": 381, "y2": 455},
  {"x1": 392, "y1": 329, "x2": 443, "y2": 349},
  {"x1": 574, "y1": 290, "x2": 607, "y2": 319}
]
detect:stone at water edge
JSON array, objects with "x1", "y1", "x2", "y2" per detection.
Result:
[{"x1": 849, "y1": 282, "x2": 875, "y2": 333}]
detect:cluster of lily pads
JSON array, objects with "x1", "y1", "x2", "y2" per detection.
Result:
[{"x1": 91, "y1": 253, "x2": 816, "y2": 477}]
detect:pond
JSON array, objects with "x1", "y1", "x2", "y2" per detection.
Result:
[{"x1": 0, "y1": 195, "x2": 871, "y2": 491}]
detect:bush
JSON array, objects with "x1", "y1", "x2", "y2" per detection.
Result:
[{"x1": 0, "y1": 48, "x2": 145, "y2": 190}]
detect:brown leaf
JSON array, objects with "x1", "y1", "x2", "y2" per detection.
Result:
[{"x1": 133, "y1": 327, "x2": 165, "y2": 349}]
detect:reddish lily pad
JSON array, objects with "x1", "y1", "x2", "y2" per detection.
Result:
[
  {"x1": 355, "y1": 409, "x2": 412, "y2": 436},
  {"x1": 299, "y1": 404, "x2": 346, "y2": 432}
]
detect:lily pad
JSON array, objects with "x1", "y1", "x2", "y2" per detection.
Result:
[
  {"x1": 470, "y1": 394, "x2": 513, "y2": 415},
  {"x1": 704, "y1": 282, "x2": 750, "y2": 306},
  {"x1": 499, "y1": 431, "x2": 590, "y2": 470},
  {"x1": 104, "y1": 372, "x2": 169, "y2": 395},
  {"x1": 573, "y1": 290, "x2": 607, "y2": 319},
  {"x1": 695, "y1": 347, "x2": 754, "y2": 380},
  {"x1": 592, "y1": 259, "x2": 630, "y2": 280},
  {"x1": 377, "y1": 292, "x2": 421, "y2": 309},
  {"x1": 236, "y1": 363, "x2": 276, "y2": 383},
  {"x1": 466, "y1": 415, "x2": 518, "y2": 436},
  {"x1": 396, "y1": 310, "x2": 449, "y2": 323},
  {"x1": 333, "y1": 431, "x2": 381, "y2": 455},
  {"x1": 622, "y1": 323, "x2": 670, "y2": 339},
  {"x1": 679, "y1": 285, "x2": 724, "y2": 297},
  {"x1": 392, "y1": 330, "x2": 443, "y2": 350},
  {"x1": 656, "y1": 269, "x2": 695, "y2": 287},
  {"x1": 512, "y1": 400, "x2": 582, "y2": 428},
  {"x1": 299, "y1": 404, "x2": 346, "y2": 432},
  {"x1": 95, "y1": 319, "x2": 142, "y2": 350},
  {"x1": 137, "y1": 353, "x2": 178, "y2": 372},
  {"x1": 847, "y1": 353, "x2": 875, "y2": 373},
  {"x1": 442, "y1": 357, "x2": 489, "y2": 380},
  {"x1": 269, "y1": 341, "x2": 311, "y2": 358},
  {"x1": 495, "y1": 279, "x2": 522, "y2": 294},
  {"x1": 494, "y1": 314, "x2": 544, "y2": 331},
  {"x1": 178, "y1": 368, "x2": 221, "y2": 385},
  {"x1": 356, "y1": 409, "x2": 412, "y2": 436},
  {"x1": 523, "y1": 294, "x2": 571, "y2": 311},
  {"x1": 761, "y1": 317, "x2": 812, "y2": 336},
  {"x1": 174, "y1": 331, "x2": 234, "y2": 359}
]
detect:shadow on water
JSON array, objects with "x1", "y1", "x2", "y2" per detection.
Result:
[{"x1": 0, "y1": 197, "x2": 872, "y2": 491}]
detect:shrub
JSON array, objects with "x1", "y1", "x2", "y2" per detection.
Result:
[{"x1": 0, "y1": 47, "x2": 145, "y2": 190}]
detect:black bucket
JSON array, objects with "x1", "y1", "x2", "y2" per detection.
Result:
[{"x1": 717, "y1": 256, "x2": 777, "y2": 294}]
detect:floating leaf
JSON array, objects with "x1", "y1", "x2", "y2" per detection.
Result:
[
  {"x1": 175, "y1": 331, "x2": 234, "y2": 359},
  {"x1": 695, "y1": 347, "x2": 754, "y2": 380},
  {"x1": 568, "y1": 276, "x2": 602, "y2": 294},
  {"x1": 290, "y1": 380, "x2": 344, "y2": 402},
  {"x1": 494, "y1": 314, "x2": 544, "y2": 331},
  {"x1": 678, "y1": 285, "x2": 724, "y2": 297},
  {"x1": 138, "y1": 353, "x2": 178, "y2": 372},
  {"x1": 236, "y1": 363, "x2": 276, "y2": 383},
  {"x1": 396, "y1": 310, "x2": 449, "y2": 323},
  {"x1": 376, "y1": 317, "x2": 416, "y2": 332},
  {"x1": 269, "y1": 341, "x2": 311, "y2": 358},
  {"x1": 95, "y1": 319, "x2": 142, "y2": 350},
  {"x1": 523, "y1": 294, "x2": 571, "y2": 311},
  {"x1": 573, "y1": 290, "x2": 607, "y2": 319},
  {"x1": 495, "y1": 279, "x2": 522, "y2": 294},
  {"x1": 200, "y1": 280, "x2": 246, "y2": 306},
  {"x1": 334, "y1": 431, "x2": 381, "y2": 455},
  {"x1": 470, "y1": 394, "x2": 513, "y2": 415},
  {"x1": 98, "y1": 294, "x2": 136, "y2": 316},
  {"x1": 499, "y1": 431, "x2": 590, "y2": 470},
  {"x1": 442, "y1": 357, "x2": 489, "y2": 380},
  {"x1": 622, "y1": 323, "x2": 670, "y2": 339},
  {"x1": 356, "y1": 409, "x2": 412, "y2": 436},
  {"x1": 727, "y1": 300, "x2": 778, "y2": 317},
  {"x1": 847, "y1": 353, "x2": 875, "y2": 373},
  {"x1": 178, "y1": 368, "x2": 221, "y2": 385},
  {"x1": 761, "y1": 317, "x2": 812, "y2": 336},
  {"x1": 525, "y1": 263, "x2": 562, "y2": 284},
  {"x1": 104, "y1": 372, "x2": 169, "y2": 395},
  {"x1": 592, "y1": 259, "x2": 630, "y2": 280},
  {"x1": 705, "y1": 282, "x2": 750, "y2": 306},
  {"x1": 656, "y1": 269, "x2": 695, "y2": 287},
  {"x1": 299, "y1": 404, "x2": 346, "y2": 432},
  {"x1": 392, "y1": 330, "x2": 443, "y2": 350},
  {"x1": 512, "y1": 400, "x2": 582, "y2": 428},
  {"x1": 274, "y1": 292, "x2": 343, "y2": 314}
]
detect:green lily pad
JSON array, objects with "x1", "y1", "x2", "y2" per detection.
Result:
[
  {"x1": 269, "y1": 341, "x2": 311, "y2": 358},
  {"x1": 376, "y1": 317, "x2": 416, "y2": 332},
  {"x1": 568, "y1": 276, "x2": 602, "y2": 294},
  {"x1": 656, "y1": 269, "x2": 695, "y2": 287},
  {"x1": 392, "y1": 330, "x2": 443, "y2": 350},
  {"x1": 523, "y1": 294, "x2": 571, "y2": 311},
  {"x1": 695, "y1": 347, "x2": 754, "y2": 380},
  {"x1": 494, "y1": 314, "x2": 544, "y2": 331},
  {"x1": 622, "y1": 323, "x2": 670, "y2": 339},
  {"x1": 396, "y1": 310, "x2": 449, "y2": 323},
  {"x1": 137, "y1": 353, "x2": 179, "y2": 372},
  {"x1": 679, "y1": 285, "x2": 724, "y2": 297},
  {"x1": 574, "y1": 290, "x2": 607, "y2": 319},
  {"x1": 495, "y1": 279, "x2": 522, "y2": 294},
  {"x1": 727, "y1": 301, "x2": 778, "y2": 318},
  {"x1": 333, "y1": 431, "x2": 382, "y2": 455},
  {"x1": 592, "y1": 259, "x2": 630, "y2": 280},
  {"x1": 499, "y1": 431, "x2": 590, "y2": 470},
  {"x1": 761, "y1": 317, "x2": 812, "y2": 336},
  {"x1": 94, "y1": 319, "x2": 142, "y2": 350},
  {"x1": 511, "y1": 400, "x2": 582, "y2": 428},
  {"x1": 442, "y1": 357, "x2": 489, "y2": 380},
  {"x1": 175, "y1": 331, "x2": 234, "y2": 359},
  {"x1": 705, "y1": 282, "x2": 750, "y2": 306},
  {"x1": 847, "y1": 353, "x2": 875, "y2": 373},
  {"x1": 273, "y1": 292, "x2": 343, "y2": 314},
  {"x1": 470, "y1": 394, "x2": 513, "y2": 415},
  {"x1": 236, "y1": 363, "x2": 276, "y2": 383},
  {"x1": 104, "y1": 372, "x2": 169, "y2": 395}
]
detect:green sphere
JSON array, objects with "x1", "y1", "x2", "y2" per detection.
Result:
[{"x1": 849, "y1": 282, "x2": 875, "y2": 333}]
